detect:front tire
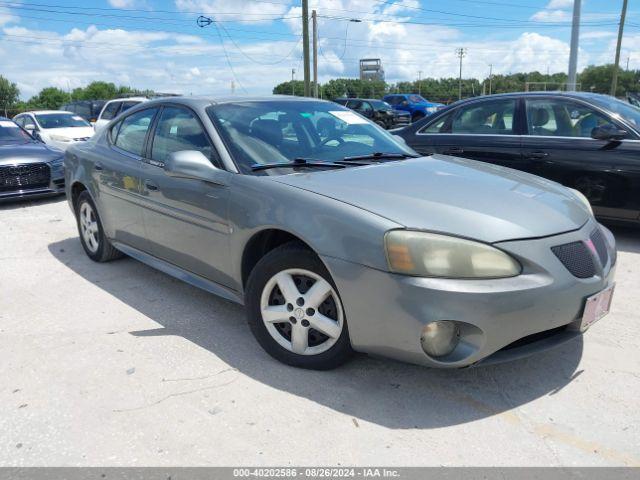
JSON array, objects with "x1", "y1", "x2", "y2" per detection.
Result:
[
  {"x1": 75, "y1": 191, "x2": 123, "y2": 262},
  {"x1": 245, "y1": 243, "x2": 353, "y2": 369}
]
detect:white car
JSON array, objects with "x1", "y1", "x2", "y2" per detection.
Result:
[
  {"x1": 94, "y1": 97, "x2": 149, "y2": 131},
  {"x1": 13, "y1": 111, "x2": 94, "y2": 151}
]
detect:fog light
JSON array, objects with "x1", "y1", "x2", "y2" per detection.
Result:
[{"x1": 420, "y1": 321, "x2": 460, "y2": 357}]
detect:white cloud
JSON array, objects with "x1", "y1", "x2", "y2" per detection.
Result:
[
  {"x1": 546, "y1": 0, "x2": 574, "y2": 9},
  {"x1": 174, "y1": 0, "x2": 292, "y2": 24},
  {"x1": 530, "y1": 9, "x2": 571, "y2": 22}
]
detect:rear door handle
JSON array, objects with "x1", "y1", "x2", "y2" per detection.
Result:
[
  {"x1": 144, "y1": 179, "x2": 159, "y2": 191},
  {"x1": 525, "y1": 151, "x2": 549, "y2": 160},
  {"x1": 94, "y1": 162, "x2": 104, "y2": 171},
  {"x1": 443, "y1": 147, "x2": 464, "y2": 155}
]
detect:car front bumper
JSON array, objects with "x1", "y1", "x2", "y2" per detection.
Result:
[
  {"x1": 0, "y1": 162, "x2": 65, "y2": 202},
  {"x1": 322, "y1": 219, "x2": 616, "y2": 368}
]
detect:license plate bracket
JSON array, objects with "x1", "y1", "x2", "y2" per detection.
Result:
[{"x1": 571, "y1": 284, "x2": 615, "y2": 332}]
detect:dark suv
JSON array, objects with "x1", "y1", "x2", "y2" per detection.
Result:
[
  {"x1": 334, "y1": 98, "x2": 410, "y2": 129},
  {"x1": 60, "y1": 100, "x2": 106, "y2": 124}
]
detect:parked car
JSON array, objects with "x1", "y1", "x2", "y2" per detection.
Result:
[
  {"x1": 60, "y1": 100, "x2": 106, "y2": 124},
  {"x1": 628, "y1": 92, "x2": 640, "y2": 108},
  {"x1": 65, "y1": 96, "x2": 615, "y2": 370},
  {"x1": 13, "y1": 111, "x2": 94, "y2": 151},
  {"x1": 0, "y1": 117, "x2": 65, "y2": 201},
  {"x1": 94, "y1": 97, "x2": 150, "y2": 131},
  {"x1": 334, "y1": 98, "x2": 410, "y2": 129},
  {"x1": 394, "y1": 92, "x2": 640, "y2": 226},
  {"x1": 383, "y1": 94, "x2": 445, "y2": 123}
]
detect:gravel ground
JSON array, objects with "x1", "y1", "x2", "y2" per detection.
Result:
[{"x1": 0, "y1": 196, "x2": 639, "y2": 466}]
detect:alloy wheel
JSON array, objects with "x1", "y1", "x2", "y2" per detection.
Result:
[
  {"x1": 259, "y1": 268, "x2": 344, "y2": 356},
  {"x1": 79, "y1": 201, "x2": 100, "y2": 253}
]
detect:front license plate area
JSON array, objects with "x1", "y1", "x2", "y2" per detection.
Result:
[{"x1": 573, "y1": 284, "x2": 615, "y2": 332}]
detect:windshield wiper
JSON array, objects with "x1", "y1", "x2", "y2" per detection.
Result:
[
  {"x1": 251, "y1": 157, "x2": 347, "y2": 172},
  {"x1": 340, "y1": 152, "x2": 420, "y2": 162}
]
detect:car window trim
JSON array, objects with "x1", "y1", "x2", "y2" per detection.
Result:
[{"x1": 143, "y1": 103, "x2": 223, "y2": 170}]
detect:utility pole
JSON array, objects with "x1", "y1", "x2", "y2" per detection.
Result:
[
  {"x1": 291, "y1": 68, "x2": 295, "y2": 96},
  {"x1": 611, "y1": 0, "x2": 628, "y2": 97},
  {"x1": 301, "y1": 0, "x2": 311, "y2": 97},
  {"x1": 456, "y1": 48, "x2": 466, "y2": 100},
  {"x1": 567, "y1": 0, "x2": 581, "y2": 91},
  {"x1": 488, "y1": 64, "x2": 493, "y2": 95},
  {"x1": 626, "y1": 55, "x2": 630, "y2": 70},
  {"x1": 312, "y1": 10, "x2": 318, "y2": 98},
  {"x1": 418, "y1": 70, "x2": 422, "y2": 95}
]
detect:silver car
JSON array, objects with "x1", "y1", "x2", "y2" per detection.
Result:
[{"x1": 64, "y1": 96, "x2": 617, "y2": 369}]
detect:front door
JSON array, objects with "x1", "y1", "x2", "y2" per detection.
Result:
[
  {"x1": 139, "y1": 105, "x2": 234, "y2": 287},
  {"x1": 522, "y1": 96, "x2": 640, "y2": 222}
]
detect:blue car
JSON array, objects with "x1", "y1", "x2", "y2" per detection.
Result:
[{"x1": 383, "y1": 94, "x2": 446, "y2": 123}]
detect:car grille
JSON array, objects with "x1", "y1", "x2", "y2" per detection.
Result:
[
  {"x1": 0, "y1": 163, "x2": 50, "y2": 192},
  {"x1": 589, "y1": 228, "x2": 608, "y2": 266},
  {"x1": 551, "y1": 241, "x2": 596, "y2": 278}
]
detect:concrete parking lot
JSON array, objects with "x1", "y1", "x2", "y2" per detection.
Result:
[{"x1": 0, "y1": 196, "x2": 639, "y2": 466}]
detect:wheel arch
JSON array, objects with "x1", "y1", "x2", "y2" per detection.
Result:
[
  {"x1": 70, "y1": 181, "x2": 88, "y2": 209},
  {"x1": 240, "y1": 228, "x2": 319, "y2": 289}
]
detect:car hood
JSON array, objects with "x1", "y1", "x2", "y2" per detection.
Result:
[
  {"x1": 43, "y1": 126, "x2": 94, "y2": 139},
  {"x1": 272, "y1": 155, "x2": 590, "y2": 243},
  {"x1": 0, "y1": 142, "x2": 63, "y2": 165}
]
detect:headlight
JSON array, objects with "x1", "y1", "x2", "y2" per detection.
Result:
[
  {"x1": 426, "y1": 107, "x2": 437, "y2": 114},
  {"x1": 50, "y1": 135, "x2": 72, "y2": 142},
  {"x1": 569, "y1": 188, "x2": 593, "y2": 215},
  {"x1": 385, "y1": 230, "x2": 521, "y2": 278}
]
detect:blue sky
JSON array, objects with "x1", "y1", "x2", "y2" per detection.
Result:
[{"x1": 0, "y1": 0, "x2": 638, "y2": 98}]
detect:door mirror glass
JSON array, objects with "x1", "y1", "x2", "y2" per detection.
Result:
[
  {"x1": 164, "y1": 150, "x2": 220, "y2": 182},
  {"x1": 591, "y1": 124, "x2": 628, "y2": 141}
]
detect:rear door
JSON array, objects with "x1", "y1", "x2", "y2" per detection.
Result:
[
  {"x1": 522, "y1": 96, "x2": 640, "y2": 221},
  {"x1": 409, "y1": 97, "x2": 527, "y2": 171},
  {"x1": 139, "y1": 104, "x2": 233, "y2": 286},
  {"x1": 97, "y1": 107, "x2": 158, "y2": 249}
]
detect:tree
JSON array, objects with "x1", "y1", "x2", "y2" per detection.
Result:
[
  {"x1": 27, "y1": 87, "x2": 70, "y2": 110},
  {"x1": 0, "y1": 75, "x2": 20, "y2": 116},
  {"x1": 579, "y1": 64, "x2": 640, "y2": 96},
  {"x1": 273, "y1": 80, "x2": 305, "y2": 96}
]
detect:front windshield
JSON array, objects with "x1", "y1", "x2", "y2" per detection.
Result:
[
  {"x1": 408, "y1": 95, "x2": 427, "y2": 103},
  {"x1": 0, "y1": 120, "x2": 33, "y2": 143},
  {"x1": 35, "y1": 113, "x2": 91, "y2": 129},
  {"x1": 370, "y1": 100, "x2": 392, "y2": 111},
  {"x1": 590, "y1": 95, "x2": 640, "y2": 128},
  {"x1": 207, "y1": 100, "x2": 416, "y2": 174}
]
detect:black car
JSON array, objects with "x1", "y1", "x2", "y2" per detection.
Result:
[
  {"x1": 0, "y1": 117, "x2": 65, "y2": 201},
  {"x1": 60, "y1": 100, "x2": 106, "y2": 123},
  {"x1": 395, "y1": 92, "x2": 640, "y2": 225},
  {"x1": 334, "y1": 98, "x2": 410, "y2": 129}
]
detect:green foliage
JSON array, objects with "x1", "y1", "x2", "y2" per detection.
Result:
[
  {"x1": 25, "y1": 87, "x2": 71, "y2": 110},
  {"x1": 579, "y1": 64, "x2": 640, "y2": 95},
  {"x1": 0, "y1": 75, "x2": 20, "y2": 116},
  {"x1": 273, "y1": 80, "x2": 306, "y2": 96}
]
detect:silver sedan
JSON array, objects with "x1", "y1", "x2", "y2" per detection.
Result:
[{"x1": 64, "y1": 96, "x2": 616, "y2": 369}]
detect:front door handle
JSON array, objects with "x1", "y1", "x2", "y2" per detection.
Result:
[
  {"x1": 525, "y1": 151, "x2": 549, "y2": 160},
  {"x1": 144, "y1": 179, "x2": 159, "y2": 191},
  {"x1": 94, "y1": 162, "x2": 104, "y2": 171},
  {"x1": 443, "y1": 147, "x2": 464, "y2": 155}
]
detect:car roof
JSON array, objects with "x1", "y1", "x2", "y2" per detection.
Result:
[
  {"x1": 106, "y1": 97, "x2": 149, "y2": 103},
  {"x1": 18, "y1": 110, "x2": 75, "y2": 115},
  {"x1": 0, "y1": 116, "x2": 12, "y2": 122},
  {"x1": 138, "y1": 95, "x2": 336, "y2": 109},
  {"x1": 450, "y1": 91, "x2": 618, "y2": 104}
]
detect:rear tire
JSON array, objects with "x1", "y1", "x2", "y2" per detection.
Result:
[
  {"x1": 75, "y1": 191, "x2": 123, "y2": 262},
  {"x1": 245, "y1": 242, "x2": 353, "y2": 370}
]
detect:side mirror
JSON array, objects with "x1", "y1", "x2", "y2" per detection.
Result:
[
  {"x1": 591, "y1": 124, "x2": 627, "y2": 141},
  {"x1": 24, "y1": 123, "x2": 36, "y2": 131},
  {"x1": 164, "y1": 150, "x2": 224, "y2": 184}
]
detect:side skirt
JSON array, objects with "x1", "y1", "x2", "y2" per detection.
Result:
[{"x1": 112, "y1": 241, "x2": 244, "y2": 305}]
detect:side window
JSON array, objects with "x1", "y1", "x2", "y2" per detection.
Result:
[
  {"x1": 151, "y1": 107, "x2": 215, "y2": 165},
  {"x1": 114, "y1": 108, "x2": 157, "y2": 156},
  {"x1": 361, "y1": 102, "x2": 373, "y2": 114},
  {"x1": 346, "y1": 100, "x2": 361, "y2": 110},
  {"x1": 451, "y1": 99, "x2": 516, "y2": 135},
  {"x1": 101, "y1": 102, "x2": 121, "y2": 121},
  {"x1": 420, "y1": 112, "x2": 453, "y2": 134},
  {"x1": 526, "y1": 98, "x2": 614, "y2": 138},
  {"x1": 13, "y1": 116, "x2": 25, "y2": 127}
]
